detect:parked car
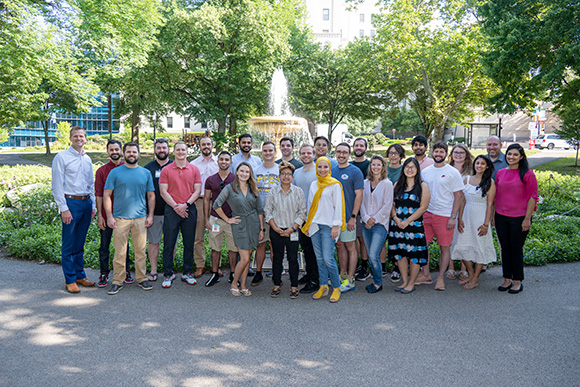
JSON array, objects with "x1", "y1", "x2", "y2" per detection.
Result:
[{"x1": 535, "y1": 134, "x2": 570, "y2": 150}]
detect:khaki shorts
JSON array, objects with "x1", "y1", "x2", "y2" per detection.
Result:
[
  {"x1": 147, "y1": 215, "x2": 164, "y2": 244},
  {"x1": 208, "y1": 215, "x2": 238, "y2": 252},
  {"x1": 259, "y1": 223, "x2": 271, "y2": 244}
]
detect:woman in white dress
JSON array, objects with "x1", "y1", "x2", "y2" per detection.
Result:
[{"x1": 451, "y1": 155, "x2": 497, "y2": 289}]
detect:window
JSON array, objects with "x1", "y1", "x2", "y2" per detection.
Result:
[
  {"x1": 370, "y1": 29, "x2": 376, "y2": 37},
  {"x1": 167, "y1": 117, "x2": 173, "y2": 129},
  {"x1": 323, "y1": 8, "x2": 329, "y2": 20},
  {"x1": 201, "y1": 122, "x2": 208, "y2": 129},
  {"x1": 359, "y1": 29, "x2": 364, "y2": 37},
  {"x1": 184, "y1": 117, "x2": 191, "y2": 129},
  {"x1": 360, "y1": 13, "x2": 364, "y2": 23}
]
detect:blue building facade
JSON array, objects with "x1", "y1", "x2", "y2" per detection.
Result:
[{"x1": 1, "y1": 100, "x2": 121, "y2": 147}]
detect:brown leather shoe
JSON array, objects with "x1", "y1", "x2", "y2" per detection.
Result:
[
  {"x1": 218, "y1": 269, "x2": 224, "y2": 277},
  {"x1": 193, "y1": 268, "x2": 204, "y2": 278},
  {"x1": 76, "y1": 278, "x2": 96, "y2": 287},
  {"x1": 65, "y1": 283, "x2": 81, "y2": 293}
]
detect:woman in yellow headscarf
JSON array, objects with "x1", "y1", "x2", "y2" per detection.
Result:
[{"x1": 302, "y1": 157, "x2": 346, "y2": 303}]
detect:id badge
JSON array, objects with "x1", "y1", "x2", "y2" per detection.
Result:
[
  {"x1": 155, "y1": 170, "x2": 161, "y2": 179},
  {"x1": 290, "y1": 231, "x2": 299, "y2": 242},
  {"x1": 212, "y1": 223, "x2": 220, "y2": 232}
]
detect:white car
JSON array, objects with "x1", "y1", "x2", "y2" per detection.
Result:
[{"x1": 535, "y1": 134, "x2": 570, "y2": 150}]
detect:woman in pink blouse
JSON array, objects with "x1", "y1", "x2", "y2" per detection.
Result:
[{"x1": 494, "y1": 144, "x2": 538, "y2": 294}]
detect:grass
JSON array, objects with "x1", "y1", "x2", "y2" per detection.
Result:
[
  {"x1": 534, "y1": 155, "x2": 580, "y2": 176},
  {"x1": 18, "y1": 152, "x2": 156, "y2": 167}
]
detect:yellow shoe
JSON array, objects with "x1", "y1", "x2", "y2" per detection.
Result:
[
  {"x1": 329, "y1": 288, "x2": 341, "y2": 303},
  {"x1": 312, "y1": 285, "x2": 329, "y2": 300}
]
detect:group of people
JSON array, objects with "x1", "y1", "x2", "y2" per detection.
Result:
[{"x1": 52, "y1": 127, "x2": 538, "y2": 301}]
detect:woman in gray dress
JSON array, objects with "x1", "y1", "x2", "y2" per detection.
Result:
[{"x1": 214, "y1": 162, "x2": 264, "y2": 296}]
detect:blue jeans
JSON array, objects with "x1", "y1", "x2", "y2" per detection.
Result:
[
  {"x1": 311, "y1": 224, "x2": 340, "y2": 288},
  {"x1": 362, "y1": 223, "x2": 388, "y2": 287},
  {"x1": 61, "y1": 198, "x2": 92, "y2": 284}
]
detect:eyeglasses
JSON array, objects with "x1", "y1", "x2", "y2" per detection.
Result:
[
  {"x1": 280, "y1": 172, "x2": 293, "y2": 177},
  {"x1": 219, "y1": 180, "x2": 225, "y2": 189},
  {"x1": 388, "y1": 152, "x2": 399, "y2": 156},
  {"x1": 452, "y1": 151, "x2": 466, "y2": 155},
  {"x1": 404, "y1": 165, "x2": 417, "y2": 170},
  {"x1": 335, "y1": 150, "x2": 349, "y2": 155}
]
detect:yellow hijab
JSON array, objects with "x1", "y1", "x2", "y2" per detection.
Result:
[{"x1": 301, "y1": 157, "x2": 346, "y2": 234}]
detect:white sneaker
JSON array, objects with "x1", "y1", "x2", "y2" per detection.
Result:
[
  {"x1": 162, "y1": 276, "x2": 173, "y2": 288},
  {"x1": 181, "y1": 273, "x2": 197, "y2": 285}
]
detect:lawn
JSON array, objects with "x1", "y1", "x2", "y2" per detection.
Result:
[
  {"x1": 18, "y1": 151, "x2": 156, "y2": 167},
  {"x1": 534, "y1": 155, "x2": 580, "y2": 176}
]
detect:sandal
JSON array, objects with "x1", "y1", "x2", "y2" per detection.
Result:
[
  {"x1": 290, "y1": 289, "x2": 299, "y2": 299},
  {"x1": 464, "y1": 282, "x2": 479, "y2": 290},
  {"x1": 148, "y1": 273, "x2": 158, "y2": 282},
  {"x1": 230, "y1": 288, "x2": 241, "y2": 296},
  {"x1": 240, "y1": 288, "x2": 252, "y2": 297},
  {"x1": 445, "y1": 270, "x2": 457, "y2": 280},
  {"x1": 458, "y1": 271, "x2": 469, "y2": 281}
]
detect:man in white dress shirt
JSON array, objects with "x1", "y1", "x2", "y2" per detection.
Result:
[{"x1": 51, "y1": 126, "x2": 96, "y2": 293}]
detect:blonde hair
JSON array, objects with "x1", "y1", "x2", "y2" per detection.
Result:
[{"x1": 367, "y1": 154, "x2": 388, "y2": 181}]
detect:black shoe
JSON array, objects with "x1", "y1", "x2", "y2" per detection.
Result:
[
  {"x1": 205, "y1": 272, "x2": 220, "y2": 287},
  {"x1": 354, "y1": 264, "x2": 363, "y2": 275},
  {"x1": 366, "y1": 284, "x2": 383, "y2": 293},
  {"x1": 124, "y1": 272, "x2": 134, "y2": 284},
  {"x1": 97, "y1": 274, "x2": 108, "y2": 288},
  {"x1": 300, "y1": 282, "x2": 319, "y2": 294},
  {"x1": 138, "y1": 281, "x2": 153, "y2": 290},
  {"x1": 508, "y1": 284, "x2": 523, "y2": 294},
  {"x1": 298, "y1": 275, "x2": 310, "y2": 285},
  {"x1": 251, "y1": 271, "x2": 263, "y2": 286},
  {"x1": 390, "y1": 271, "x2": 401, "y2": 283},
  {"x1": 107, "y1": 284, "x2": 122, "y2": 295},
  {"x1": 355, "y1": 267, "x2": 370, "y2": 281},
  {"x1": 247, "y1": 267, "x2": 256, "y2": 277},
  {"x1": 498, "y1": 282, "x2": 513, "y2": 292},
  {"x1": 228, "y1": 272, "x2": 234, "y2": 283}
]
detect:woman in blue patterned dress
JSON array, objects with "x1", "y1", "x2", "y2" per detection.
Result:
[{"x1": 388, "y1": 158, "x2": 430, "y2": 293}]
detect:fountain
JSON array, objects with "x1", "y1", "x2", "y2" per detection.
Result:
[{"x1": 247, "y1": 69, "x2": 311, "y2": 153}]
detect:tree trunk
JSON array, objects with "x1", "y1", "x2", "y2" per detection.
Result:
[
  {"x1": 327, "y1": 121, "x2": 333, "y2": 144},
  {"x1": 43, "y1": 119, "x2": 51, "y2": 155},
  {"x1": 131, "y1": 107, "x2": 140, "y2": 144},
  {"x1": 217, "y1": 117, "x2": 227, "y2": 133},
  {"x1": 433, "y1": 122, "x2": 447, "y2": 143},
  {"x1": 107, "y1": 94, "x2": 112, "y2": 139}
]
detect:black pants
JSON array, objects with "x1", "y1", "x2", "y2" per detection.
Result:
[
  {"x1": 495, "y1": 213, "x2": 529, "y2": 281},
  {"x1": 299, "y1": 229, "x2": 319, "y2": 285},
  {"x1": 162, "y1": 205, "x2": 197, "y2": 276},
  {"x1": 99, "y1": 225, "x2": 130, "y2": 275},
  {"x1": 270, "y1": 228, "x2": 300, "y2": 287}
]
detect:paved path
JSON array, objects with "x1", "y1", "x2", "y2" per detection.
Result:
[
  {"x1": 526, "y1": 149, "x2": 577, "y2": 168},
  {"x1": 0, "y1": 153, "x2": 47, "y2": 166},
  {"x1": 0, "y1": 255, "x2": 578, "y2": 386}
]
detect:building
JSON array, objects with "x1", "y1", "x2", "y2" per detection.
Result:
[
  {"x1": 303, "y1": 0, "x2": 382, "y2": 48},
  {"x1": 1, "y1": 98, "x2": 121, "y2": 147}
]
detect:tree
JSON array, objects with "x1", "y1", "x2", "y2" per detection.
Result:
[
  {"x1": 373, "y1": 0, "x2": 495, "y2": 141},
  {"x1": 72, "y1": 0, "x2": 165, "y2": 141},
  {"x1": 56, "y1": 121, "x2": 72, "y2": 146},
  {"x1": 149, "y1": 0, "x2": 300, "y2": 135},
  {"x1": 0, "y1": 1, "x2": 99, "y2": 154},
  {"x1": 287, "y1": 38, "x2": 389, "y2": 144},
  {"x1": 479, "y1": 0, "x2": 580, "y2": 115}
]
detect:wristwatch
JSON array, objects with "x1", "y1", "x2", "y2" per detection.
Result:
[
  {"x1": 450, "y1": 214, "x2": 457, "y2": 219},
  {"x1": 350, "y1": 214, "x2": 356, "y2": 219}
]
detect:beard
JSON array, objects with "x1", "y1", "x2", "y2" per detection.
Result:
[
  {"x1": 414, "y1": 149, "x2": 425, "y2": 157},
  {"x1": 354, "y1": 150, "x2": 365, "y2": 157},
  {"x1": 125, "y1": 156, "x2": 139, "y2": 165},
  {"x1": 433, "y1": 155, "x2": 446, "y2": 164},
  {"x1": 202, "y1": 148, "x2": 212, "y2": 157},
  {"x1": 110, "y1": 154, "x2": 121, "y2": 161},
  {"x1": 241, "y1": 145, "x2": 252, "y2": 153},
  {"x1": 155, "y1": 152, "x2": 168, "y2": 161}
]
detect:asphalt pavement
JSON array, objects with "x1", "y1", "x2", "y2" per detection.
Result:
[{"x1": 0, "y1": 254, "x2": 578, "y2": 386}]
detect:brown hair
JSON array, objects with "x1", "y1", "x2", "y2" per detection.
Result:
[
  {"x1": 232, "y1": 162, "x2": 259, "y2": 198},
  {"x1": 278, "y1": 160, "x2": 295, "y2": 173},
  {"x1": 448, "y1": 143, "x2": 474, "y2": 176}
]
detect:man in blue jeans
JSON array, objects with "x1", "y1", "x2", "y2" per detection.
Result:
[{"x1": 52, "y1": 126, "x2": 96, "y2": 293}]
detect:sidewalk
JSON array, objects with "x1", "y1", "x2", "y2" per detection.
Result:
[{"x1": 0, "y1": 253, "x2": 578, "y2": 386}]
